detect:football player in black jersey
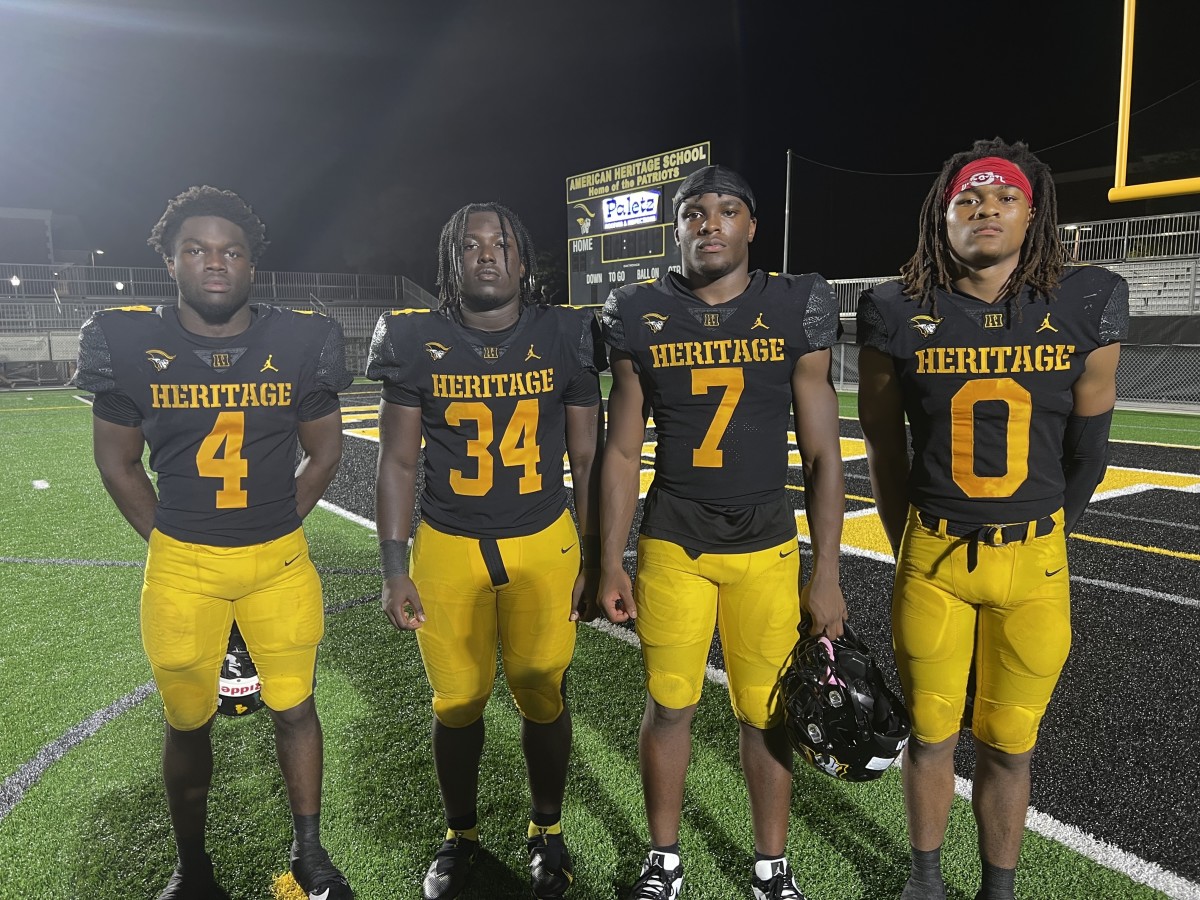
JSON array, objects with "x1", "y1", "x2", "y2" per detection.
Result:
[
  {"x1": 367, "y1": 203, "x2": 603, "y2": 900},
  {"x1": 856, "y1": 140, "x2": 1126, "y2": 900},
  {"x1": 75, "y1": 187, "x2": 355, "y2": 900},
  {"x1": 598, "y1": 165, "x2": 846, "y2": 900}
]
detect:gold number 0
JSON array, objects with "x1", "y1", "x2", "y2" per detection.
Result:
[
  {"x1": 691, "y1": 367, "x2": 744, "y2": 468},
  {"x1": 445, "y1": 399, "x2": 542, "y2": 496},
  {"x1": 196, "y1": 411, "x2": 249, "y2": 508},
  {"x1": 950, "y1": 377, "x2": 1032, "y2": 498}
]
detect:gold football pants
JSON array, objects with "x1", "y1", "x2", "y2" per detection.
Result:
[
  {"x1": 411, "y1": 509, "x2": 579, "y2": 727},
  {"x1": 141, "y1": 527, "x2": 323, "y2": 730},
  {"x1": 892, "y1": 507, "x2": 1070, "y2": 754},
  {"x1": 633, "y1": 535, "x2": 802, "y2": 729}
]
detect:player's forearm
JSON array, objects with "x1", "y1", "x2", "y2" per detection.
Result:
[
  {"x1": 599, "y1": 451, "x2": 640, "y2": 571},
  {"x1": 865, "y1": 444, "x2": 910, "y2": 555},
  {"x1": 98, "y1": 463, "x2": 158, "y2": 541},
  {"x1": 375, "y1": 458, "x2": 419, "y2": 545},
  {"x1": 566, "y1": 405, "x2": 604, "y2": 540},
  {"x1": 802, "y1": 454, "x2": 844, "y2": 583},
  {"x1": 294, "y1": 448, "x2": 341, "y2": 519}
]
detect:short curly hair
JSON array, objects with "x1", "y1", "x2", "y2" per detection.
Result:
[{"x1": 147, "y1": 185, "x2": 269, "y2": 263}]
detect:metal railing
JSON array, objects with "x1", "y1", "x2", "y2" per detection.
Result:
[
  {"x1": 1059, "y1": 212, "x2": 1200, "y2": 263},
  {"x1": 0, "y1": 262, "x2": 437, "y2": 308},
  {"x1": 830, "y1": 258, "x2": 1200, "y2": 318}
]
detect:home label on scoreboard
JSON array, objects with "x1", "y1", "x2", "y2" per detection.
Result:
[{"x1": 566, "y1": 141, "x2": 711, "y2": 306}]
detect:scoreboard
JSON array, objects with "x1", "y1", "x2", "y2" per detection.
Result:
[{"x1": 565, "y1": 141, "x2": 712, "y2": 306}]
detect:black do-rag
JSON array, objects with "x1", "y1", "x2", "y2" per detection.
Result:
[{"x1": 672, "y1": 165, "x2": 757, "y2": 218}]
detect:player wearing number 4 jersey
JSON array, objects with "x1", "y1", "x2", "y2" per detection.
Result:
[
  {"x1": 856, "y1": 140, "x2": 1127, "y2": 900},
  {"x1": 599, "y1": 165, "x2": 846, "y2": 900},
  {"x1": 367, "y1": 203, "x2": 603, "y2": 900},
  {"x1": 75, "y1": 186, "x2": 355, "y2": 900}
]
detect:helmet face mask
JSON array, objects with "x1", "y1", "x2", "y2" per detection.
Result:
[
  {"x1": 217, "y1": 623, "x2": 264, "y2": 717},
  {"x1": 782, "y1": 621, "x2": 910, "y2": 782}
]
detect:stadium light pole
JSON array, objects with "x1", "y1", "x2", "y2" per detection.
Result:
[
  {"x1": 90, "y1": 249, "x2": 104, "y2": 266},
  {"x1": 782, "y1": 149, "x2": 793, "y2": 274}
]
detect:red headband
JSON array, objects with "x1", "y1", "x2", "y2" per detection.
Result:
[{"x1": 943, "y1": 157, "x2": 1034, "y2": 209}]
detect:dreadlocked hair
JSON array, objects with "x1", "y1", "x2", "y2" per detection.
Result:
[
  {"x1": 900, "y1": 138, "x2": 1065, "y2": 316},
  {"x1": 147, "y1": 185, "x2": 269, "y2": 264},
  {"x1": 436, "y1": 202, "x2": 538, "y2": 315}
]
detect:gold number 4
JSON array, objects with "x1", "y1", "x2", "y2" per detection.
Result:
[{"x1": 196, "y1": 411, "x2": 249, "y2": 508}]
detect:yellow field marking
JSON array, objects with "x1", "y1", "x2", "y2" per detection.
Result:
[
  {"x1": 1070, "y1": 533, "x2": 1200, "y2": 562},
  {"x1": 341, "y1": 411, "x2": 381, "y2": 424},
  {"x1": 341, "y1": 404, "x2": 379, "y2": 413},
  {"x1": 1095, "y1": 466, "x2": 1200, "y2": 492},
  {"x1": 347, "y1": 427, "x2": 380, "y2": 441}
]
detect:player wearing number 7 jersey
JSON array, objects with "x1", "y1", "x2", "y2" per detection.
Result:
[
  {"x1": 366, "y1": 203, "x2": 604, "y2": 900},
  {"x1": 598, "y1": 165, "x2": 845, "y2": 900},
  {"x1": 74, "y1": 186, "x2": 356, "y2": 899},
  {"x1": 856, "y1": 139, "x2": 1127, "y2": 900}
]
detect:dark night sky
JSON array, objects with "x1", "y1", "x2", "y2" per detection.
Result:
[{"x1": 1, "y1": 0, "x2": 1198, "y2": 288}]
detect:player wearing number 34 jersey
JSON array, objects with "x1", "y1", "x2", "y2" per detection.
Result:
[{"x1": 368, "y1": 203, "x2": 603, "y2": 900}]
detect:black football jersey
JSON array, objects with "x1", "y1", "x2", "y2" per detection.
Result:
[
  {"x1": 856, "y1": 265, "x2": 1129, "y2": 524},
  {"x1": 75, "y1": 304, "x2": 353, "y2": 546},
  {"x1": 602, "y1": 270, "x2": 838, "y2": 551},
  {"x1": 366, "y1": 304, "x2": 603, "y2": 539}
]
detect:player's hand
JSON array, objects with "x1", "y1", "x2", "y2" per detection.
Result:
[
  {"x1": 801, "y1": 575, "x2": 846, "y2": 640},
  {"x1": 598, "y1": 565, "x2": 637, "y2": 623},
  {"x1": 382, "y1": 574, "x2": 425, "y2": 630},
  {"x1": 570, "y1": 567, "x2": 601, "y2": 622}
]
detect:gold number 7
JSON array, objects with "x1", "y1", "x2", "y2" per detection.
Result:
[{"x1": 691, "y1": 367, "x2": 744, "y2": 468}]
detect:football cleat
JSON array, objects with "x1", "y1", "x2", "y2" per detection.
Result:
[
  {"x1": 751, "y1": 858, "x2": 809, "y2": 900},
  {"x1": 421, "y1": 833, "x2": 479, "y2": 900},
  {"x1": 217, "y1": 623, "x2": 264, "y2": 717},
  {"x1": 781, "y1": 619, "x2": 911, "y2": 782},
  {"x1": 157, "y1": 854, "x2": 230, "y2": 900},
  {"x1": 290, "y1": 844, "x2": 354, "y2": 900},
  {"x1": 528, "y1": 828, "x2": 574, "y2": 899},
  {"x1": 627, "y1": 850, "x2": 683, "y2": 900}
]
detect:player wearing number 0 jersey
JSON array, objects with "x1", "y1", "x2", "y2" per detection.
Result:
[
  {"x1": 368, "y1": 203, "x2": 603, "y2": 900},
  {"x1": 598, "y1": 165, "x2": 845, "y2": 900},
  {"x1": 857, "y1": 140, "x2": 1127, "y2": 900},
  {"x1": 75, "y1": 186, "x2": 355, "y2": 900}
]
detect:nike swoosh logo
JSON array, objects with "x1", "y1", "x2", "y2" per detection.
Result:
[
  {"x1": 780, "y1": 547, "x2": 798, "y2": 558},
  {"x1": 284, "y1": 554, "x2": 302, "y2": 566},
  {"x1": 561, "y1": 544, "x2": 577, "y2": 554},
  {"x1": 309, "y1": 890, "x2": 330, "y2": 900},
  {"x1": 1046, "y1": 566, "x2": 1066, "y2": 577}
]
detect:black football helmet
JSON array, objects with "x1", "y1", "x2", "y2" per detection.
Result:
[
  {"x1": 217, "y1": 623, "x2": 264, "y2": 717},
  {"x1": 781, "y1": 620, "x2": 910, "y2": 782}
]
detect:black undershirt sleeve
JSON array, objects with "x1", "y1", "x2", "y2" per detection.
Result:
[{"x1": 1061, "y1": 408, "x2": 1114, "y2": 534}]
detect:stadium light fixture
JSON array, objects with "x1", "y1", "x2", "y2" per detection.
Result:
[
  {"x1": 90, "y1": 249, "x2": 104, "y2": 266},
  {"x1": 114, "y1": 281, "x2": 125, "y2": 291},
  {"x1": 9, "y1": 275, "x2": 20, "y2": 287}
]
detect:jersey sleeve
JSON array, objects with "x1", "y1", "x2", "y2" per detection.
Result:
[
  {"x1": 600, "y1": 288, "x2": 630, "y2": 355},
  {"x1": 1099, "y1": 276, "x2": 1129, "y2": 345},
  {"x1": 855, "y1": 289, "x2": 891, "y2": 353},
  {"x1": 801, "y1": 274, "x2": 839, "y2": 351},
  {"x1": 563, "y1": 308, "x2": 603, "y2": 407},
  {"x1": 74, "y1": 315, "x2": 142, "y2": 426},
  {"x1": 365, "y1": 311, "x2": 422, "y2": 406},
  {"x1": 298, "y1": 317, "x2": 353, "y2": 421}
]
